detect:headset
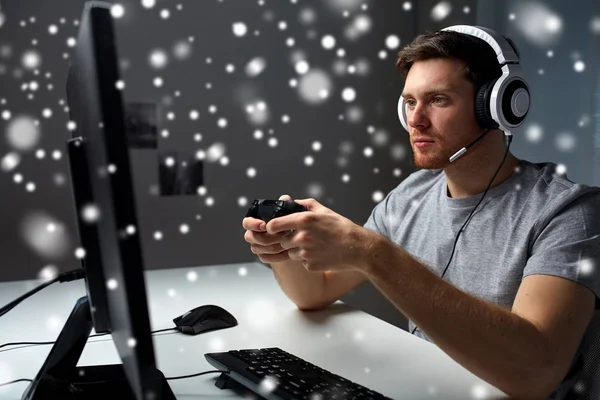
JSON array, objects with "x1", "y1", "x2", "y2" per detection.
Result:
[
  {"x1": 397, "y1": 25, "x2": 531, "y2": 162},
  {"x1": 399, "y1": 26, "x2": 532, "y2": 336}
]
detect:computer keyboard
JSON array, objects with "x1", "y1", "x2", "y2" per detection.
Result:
[{"x1": 205, "y1": 347, "x2": 392, "y2": 399}]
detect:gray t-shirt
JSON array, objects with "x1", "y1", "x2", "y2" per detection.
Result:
[{"x1": 363, "y1": 159, "x2": 600, "y2": 398}]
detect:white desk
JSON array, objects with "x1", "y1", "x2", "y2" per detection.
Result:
[{"x1": 0, "y1": 262, "x2": 508, "y2": 399}]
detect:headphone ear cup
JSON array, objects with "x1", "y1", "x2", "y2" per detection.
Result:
[
  {"x1": 501, "y1": 77, "x2": 530, "y2": 127},
  {"x1": 398, "y1": 95, "x2": 409, "y2": 132},
  {"x1": 474, "y1": 80, "x2": 499, "y2": 130}
]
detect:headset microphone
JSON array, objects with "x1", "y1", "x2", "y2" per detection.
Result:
[{"x1": 449, "y1": 128, "x2": 494, "y2": 162}]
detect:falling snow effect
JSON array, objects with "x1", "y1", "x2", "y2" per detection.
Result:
[
  {"x1": 579, "y1": 258, "x2": 595, "y2": 277},
  {"x1": 257, "y1": 375, "x2": 280, "y2": 397},
  {"x1": 38, "y1": 264, "x2": 59, "y2": 282},
  {"x1": 142, "y1": 0, "x2": 156, "y2": 9},
  {"x1": 525, "y1": 123, "x2": 543, "y2": 143},
  {"x1": 172, "y1": 40, "x2": 192, "y2": 60},
  {"x1": 0, "y1": 9, "x2": 598, "y2": 395},
  {"x1": 512, "y1": 1, "x2": 563, "y2": 47},
  {"x1": 20, "y1": 211, "x2": 71, "y2": 259},
  {"x1": 21, "y1": 50, "x2": 42, "y2": 70},
  {"x1": 186, "y1": 270, "x2": 198, "y2": 282},
  {"x1": 298, "y1": 69, "x2": 333, "y2": 104},
  {"x1": 1, "y1": 152, "x2": 20, "y2": 171},
  {"x1": 555, "y1": 132, "x2": 576, "y2": 152},
  {"x1": 107, "y1": 278, "x2": 118, "y2": 290},
  {"x1": 431, "y1": 2, "x2": 452, "y2": 22},
  {"x1": 471, "y1": 384, "x2": 490, "y2": 399},
  {"x1": 74, "y1": 247, "x2": 86, "y2": 259},
  {"x1": 6, "y1": 115, "x2": 40, "y2": 151},
  {"x1": 232, "y1": 22, "x2": 248, "y2": 37},
  {"x1": 149, "y1": 49, "x2": 168, "y2": 69}
]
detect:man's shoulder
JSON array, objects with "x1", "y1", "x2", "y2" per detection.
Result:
[{"x1": 519, "y1": 159, "x2": 600, "y2": 214}]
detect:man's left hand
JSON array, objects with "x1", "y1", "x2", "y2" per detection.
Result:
[{"x1": 265, "y1": 198, "x2": 374, "y2": 272}]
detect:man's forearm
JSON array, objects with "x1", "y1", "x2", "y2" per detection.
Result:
[
  {"x1": 361, "y1": 234, "x2": 556, "y2": 399},
  {"x1": 270, "y1": 260, "x2": 327, "y2": 310}
]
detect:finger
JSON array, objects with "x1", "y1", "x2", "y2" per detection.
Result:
[
  {"x1": 243, "y1": 217, "x2": 267, "y2": 232},
  {"x1": 279, "y1": 230, "x2": 298, "y2": 250},
  {"x1": 258, "y1": 250, "x2": 291, "y2": 264},
  {"x1": 250, "y1": 243, "x2": 285, "y2": 255},
  {"x1": 286, "y1": 247, "x2": 304, "y2": 262},
  {"x1": 266, "y1": 213, "x2": 303, "y2": 234},
  {"x1": 279, "y1": 194, "x2": 292, "y2": 201},
  {"x1": 246, "y1": 230, "x2": 290, "y2": 246},
  {"x1": 292, "y1": 198, "x2": 327, "y2": 212}
]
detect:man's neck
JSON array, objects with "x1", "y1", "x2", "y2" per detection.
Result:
[{"x1": 444, "y1": 153, "x2": 520, "y2": 199}]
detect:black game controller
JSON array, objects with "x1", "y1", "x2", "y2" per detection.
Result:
[{"x1": 245, "y1": 199, "x2": 307, "y2": 223}]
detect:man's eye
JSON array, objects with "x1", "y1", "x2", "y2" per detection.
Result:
[
  {"x1": 433, "y1": 97, "x2": 445, "y2": 103},
  {"x1": 406, "y1": 100, "x2": 416, "y2": 107}
]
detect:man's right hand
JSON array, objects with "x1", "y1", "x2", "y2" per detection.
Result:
[
  {"x1": 244, "y1": 195, "x2": 368, "y2": 310},
  {"x1": 243, "y1": 194, "x2": 294, "y2": 264}
]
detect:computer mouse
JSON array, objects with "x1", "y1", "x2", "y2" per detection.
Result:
[{"x1": 173, "y1": 304, "x2": 238, "y2": 335}]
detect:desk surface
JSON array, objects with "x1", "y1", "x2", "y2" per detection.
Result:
[{"x1": 0, "y1": 262, "x2": 508, "y2": 399}]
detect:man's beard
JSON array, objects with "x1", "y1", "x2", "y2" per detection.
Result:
[{"x1": 412, "y1": 144, "x2": 453, "y2": 170}]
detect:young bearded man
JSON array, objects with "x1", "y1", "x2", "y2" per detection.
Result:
[{"x1": 242, "y1": 26, "x2": 600, "y2": 399}]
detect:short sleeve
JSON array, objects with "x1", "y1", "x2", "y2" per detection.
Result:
[
  {"x1": 362, "y1": 190, "x2": 393, "y2": 238},
  {"x1": 524, "y1": 189, "x2": 600, "y2": 308}
]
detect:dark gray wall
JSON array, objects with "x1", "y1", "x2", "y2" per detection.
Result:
[
  {"x1": 1, "y1": 0, "x2": 599, "y2": 331},
  {"x1": 476, "y1": 0, "x2": 600, "y2": 186},
  {"x1": 0, "y1": 0, "x2": 415, "y2": 278}
]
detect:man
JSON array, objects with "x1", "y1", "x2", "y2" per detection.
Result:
[{"x1": 242, "y1": 27, "x2": 600, "y2": 399}]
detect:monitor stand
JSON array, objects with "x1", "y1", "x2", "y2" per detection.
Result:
[{"x1": 21, "y1": 296, "x2": 176, "y2": 400}]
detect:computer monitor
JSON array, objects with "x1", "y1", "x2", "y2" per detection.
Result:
[{"x1": 21, "y1": 2, "x2": 175, "y2": 399}]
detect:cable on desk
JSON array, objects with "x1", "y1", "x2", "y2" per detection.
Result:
[
  {"x1": 0, "y1": 340, "x2": 55, "y2": 350},
  {"x1": 0, "y1": 278, "x2": 58, "y2": 319},
  {"x1": 0, "y1": 378, "x2": 33, "y2": 388},
  {"x1": 0, "y1": 328, "x2": 177, "y2": 351},
  {"x1": 165, "y1": 369, "x2": 227, "y2": 381},
  {"x1": 0, "y1": 368, "x2": 228, "y2": 388},
  {"x1": 0, "y1": 269, "x2": 86, "y2": 319},
  {"x1": 146, "y1": 327, "x2": 177, "y2": 335},
  {"x1": 22, "y1": 369, "x2": 229, "y2": 387}
]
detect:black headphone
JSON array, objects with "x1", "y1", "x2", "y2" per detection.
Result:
[{"x1": 398, "y1": 25, "x2": 531, "y2": 136}]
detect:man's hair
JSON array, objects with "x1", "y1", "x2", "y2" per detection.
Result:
[{"x1": 395, "y1": 30, "x2": 520, "y2": 92}]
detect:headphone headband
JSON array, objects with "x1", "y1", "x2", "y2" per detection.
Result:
[{"x1": 440, "y1": 25, "x2": 519, "y2": 64}]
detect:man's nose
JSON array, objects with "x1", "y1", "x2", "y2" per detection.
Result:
[{"x1": 407, "y1": 103, "x2": 429, "y2": 128}]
